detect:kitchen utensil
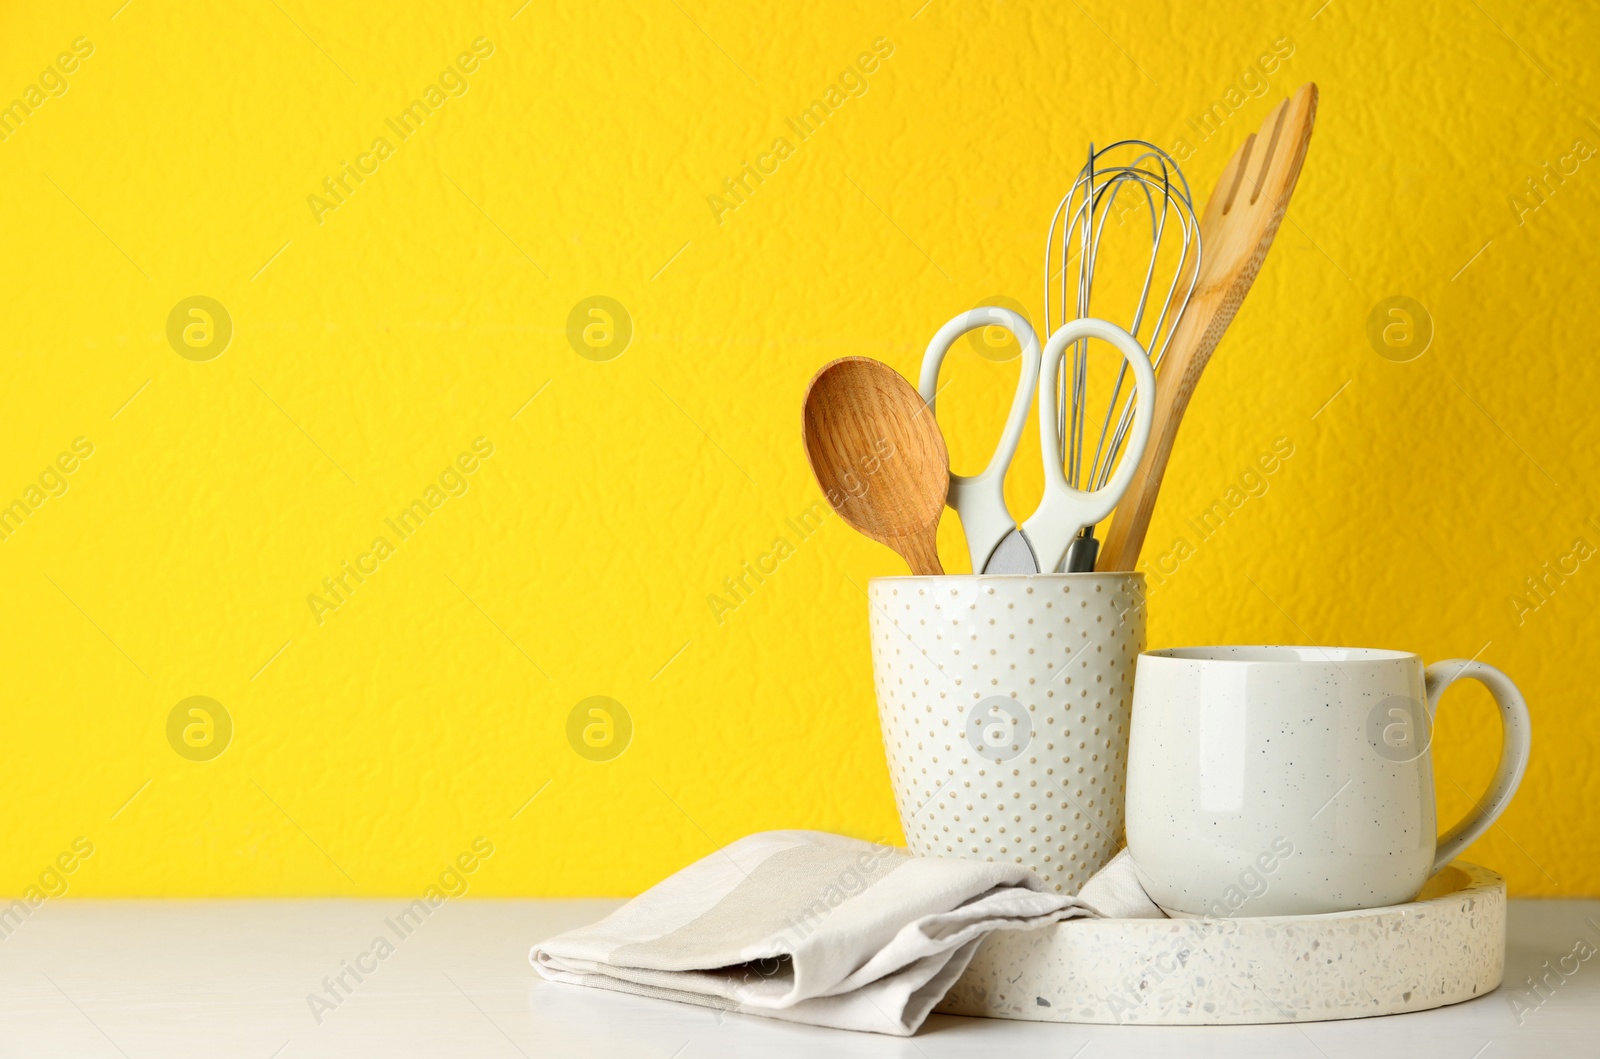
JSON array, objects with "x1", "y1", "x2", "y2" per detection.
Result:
[
  {"x1": 869, "y1": 571, "x2": 1146, "y2": 893},
  {"x1": 915, "y1": 306, "x2": 1040, "y2": 574},
  {"x1": 1098, "y1": 83, "x2": 1319, "y2": 571},
  {"x1": 802, "y1": 357, "x2": 949, "y2": 576},
  {"x1": 943, "y1": 861, "x2": 1506, "y2": 1025},
  {"x1": 1125, "y1": 645, "x2": 1530, "y2": 917},
  {"x1": 1046, "y1": 141, "x2": 1202, "y2": 571},
  {"x1": 917, "y1": 311, "x2": 1156, "y2": 575}
]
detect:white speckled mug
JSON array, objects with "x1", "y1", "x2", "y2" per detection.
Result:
[
  {"x1": 868, "y1": 573, "x2": 1145, "y2": 894},
  {"x1": 1126, "y1": 646, "x2": 1532, "y2": 916}
]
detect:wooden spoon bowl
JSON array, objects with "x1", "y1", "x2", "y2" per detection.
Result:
[{"x1": 802, "y1": 357, "x2": 949, "y2": 575}]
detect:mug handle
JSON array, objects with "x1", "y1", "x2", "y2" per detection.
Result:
[{"x1": 1426, "y1": 659, "x2": 1533, "y2": 874}]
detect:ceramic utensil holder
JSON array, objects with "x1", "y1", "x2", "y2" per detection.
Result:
[{"x1": 869, "y1": 573, "x2": 1146, "y2": 893}]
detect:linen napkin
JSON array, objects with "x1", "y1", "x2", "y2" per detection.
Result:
[{"x1": 530, "y1": 830, "x2": 1159, "y2": 1035}]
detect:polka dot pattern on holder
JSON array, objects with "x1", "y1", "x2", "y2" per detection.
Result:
[{"x1": 868, "y1": 573, "x2": 1146, "y2": 895}]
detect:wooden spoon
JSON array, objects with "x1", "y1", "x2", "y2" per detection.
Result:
[
  {"x1": 1098, "y1": 82, "x2": 1319, "y2": 571},
  {"x1": 802, "y1": 357, "x2": 949, "y2": 575}
]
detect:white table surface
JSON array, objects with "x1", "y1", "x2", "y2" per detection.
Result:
[{"x1": 2, "y1": 898, "x2": 1595, "y2": 1057}]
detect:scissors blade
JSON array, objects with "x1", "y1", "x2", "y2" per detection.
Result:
[{"x1": 982, "y1": 529, "x2": 1039, "y2": 574}]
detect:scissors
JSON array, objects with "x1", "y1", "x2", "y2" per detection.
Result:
[{"x1": 917, "y1": 307, "x2": 1156, "y2": 574}]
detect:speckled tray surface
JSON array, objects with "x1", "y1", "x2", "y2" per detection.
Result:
[{"x1": 939, "y1": 862, "x2": 1505, "y2": 1025}]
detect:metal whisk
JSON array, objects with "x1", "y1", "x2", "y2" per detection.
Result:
[{"x1": 1043, "y1": 141, "x2": 1201, "y2": 571}]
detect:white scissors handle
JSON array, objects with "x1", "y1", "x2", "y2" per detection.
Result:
[
  {"x1": 918, "y1": 307, "x2": 1042, "y2": 573},
  {"x1": 1022, "y1": 318, "x2": 1156, "y2": 573}
]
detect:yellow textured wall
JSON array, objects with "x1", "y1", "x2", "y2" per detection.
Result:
[{"x1": 1, "y1": 0, "x2": 1595, "y2": 898}]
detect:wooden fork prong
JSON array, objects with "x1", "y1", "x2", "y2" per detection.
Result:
[
  {"x1": 1218, "y1": 133, "x2": 1255, "y2": 218},
  {"x1": 1252, "y1": 84, "x2": 1319, "y2": 211},
  {"x1": 1248, "y1": 99, "x2": 1289, "y2": 205}
]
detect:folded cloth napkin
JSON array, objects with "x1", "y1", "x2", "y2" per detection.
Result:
[{"x1": 531, "y1": 830, "x2": 1160, "y2": 1035}]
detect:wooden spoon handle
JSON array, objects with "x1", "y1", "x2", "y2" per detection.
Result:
[{"x1": 893, "y1": 530, "x2": 944, "y2": 576}]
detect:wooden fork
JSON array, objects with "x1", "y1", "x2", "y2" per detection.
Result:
[{"x1": 1098, "y1": 82, "x2": 1319, "y2": 572}]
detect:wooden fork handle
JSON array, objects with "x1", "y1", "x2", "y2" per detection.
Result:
[{"x1": 1096, "y1": 281, "x2": 1250, "y2": 572}]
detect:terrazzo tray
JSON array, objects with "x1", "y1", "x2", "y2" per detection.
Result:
[{"x1": 939, "y1": 862, "x2": 1504, "y2": 1025}]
